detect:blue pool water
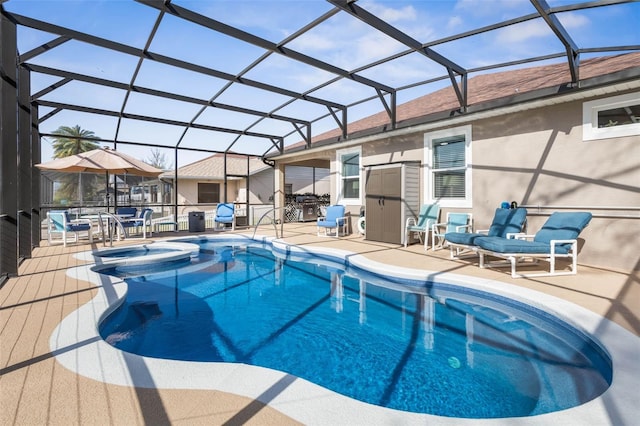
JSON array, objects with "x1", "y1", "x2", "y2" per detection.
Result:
[{"x1": 98, "y1": 240, "x2": 612, "y2": 418}]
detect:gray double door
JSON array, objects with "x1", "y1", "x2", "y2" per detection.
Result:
[{"x1": 365, "y1": 166, "x2": 402, "y2": 244}]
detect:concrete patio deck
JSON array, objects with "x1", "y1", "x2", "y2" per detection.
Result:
[{"x1": 1, "y1": 223, "x2": 638, "y2": 425}]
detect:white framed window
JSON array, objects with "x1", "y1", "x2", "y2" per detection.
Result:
[
  {"x1": 424, "y1": 125, "x2": 472, "y2": 208},
  {"x1": 336, "y1": 146, "x2": 361, "y2": 205},
  {"x1": 197, "y1": 182, "x2": 220, "y2": 204},
  {"x1": 583, "y1": 92, "x2": 640, "y2": 141}
]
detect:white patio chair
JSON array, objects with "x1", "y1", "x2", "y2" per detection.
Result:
[{"x1": 47, "y1": 210, "x2": 93, "y2": 247}]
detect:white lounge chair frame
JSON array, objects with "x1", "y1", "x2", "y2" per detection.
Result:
[
  {"x1": 476, "y1": 211, "x2": 592, "y2": 278},
  {"x1": 478, "y1": 234, "x2": 582, "y2": 278}
]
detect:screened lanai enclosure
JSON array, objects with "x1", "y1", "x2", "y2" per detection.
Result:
[{"x1": 1, "y1": 0, "x2": 639, "y2": 282}]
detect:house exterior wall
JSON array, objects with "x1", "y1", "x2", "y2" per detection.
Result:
[
  {"x1": 177, "y1": 179, "x2": 242, "y2": 214},
  {"x1": 249, "y1": 166, "x2": 330, "y2": 202},
  {"x1": 324, "y1": 91, "x2": 639, "y2": 272},
  {"x1": 174, "y1": 165, "x2": 330, "y2": 213},
  {"x1": 249, "y1": 168, "x2": 275, "y2": 204},
  {"x1": 470, "y1": 96, "x2": 639, "y2": 271}
]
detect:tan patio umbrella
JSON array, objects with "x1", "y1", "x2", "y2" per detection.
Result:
[
  {"x1": 36, "y1": 147, "x2": 162, "y2": 176},
  {"x1": 36, "y1": 147, "x2": 163, "y2": 209}
]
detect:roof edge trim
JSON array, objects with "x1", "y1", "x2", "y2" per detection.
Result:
[{"x1": 272, "y1": 68, "x2": 640, "y2": 161}]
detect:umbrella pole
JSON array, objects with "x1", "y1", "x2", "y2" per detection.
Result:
[
  {"x1": 78, "y1": 172, "x2": 82, "y2": 216},
  {"x1": 105, "y1": 171, "x2": 109, "y2": 212}
]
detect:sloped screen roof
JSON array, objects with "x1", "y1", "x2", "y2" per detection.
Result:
[{"x1": 3, "y1": 0, "x2": 639, "y2": 160}]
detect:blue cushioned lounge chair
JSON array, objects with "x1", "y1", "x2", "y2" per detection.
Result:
[
  {"x1": 404, "y1": 203, "x2": 440, "y2": 250},
  {"x1": 214, "y1": 203, "x2": 235, "y2": 231},
  {"x1": 317, "y1": 205, "x2": 347, "y2": 238},
  {"x1": 445, "y1": 207, "x2": 527, "y2": 259},
  {"x1": 475, "y1": 211, "x2": 592, "y2": 278},
  {"x1": 47, "y1": 210, "x2": 93, "y2": 247}
]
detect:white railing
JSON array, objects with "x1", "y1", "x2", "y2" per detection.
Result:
[{"x1": 252, "y1": 206, "x2": 285, "y2": 239}]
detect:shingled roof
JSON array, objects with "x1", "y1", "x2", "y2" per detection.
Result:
[
  {"x1": 161, "y1": 153, "x2": 270, "y2": 180},
  {"x1": 301, "y1": 52, "x2": 640, "y2": 148}
]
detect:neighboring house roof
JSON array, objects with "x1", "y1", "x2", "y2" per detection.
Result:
[
  {"x1": 285, "y1": 52, "x2": 640, "y2": 151},
  {"x1": 161, "y1": 153, "x2": 271, "y2": 180}
]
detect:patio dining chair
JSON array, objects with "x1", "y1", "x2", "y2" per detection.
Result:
[
  {"x1": 47, "y1": 210, "x2": 93, "y2": 247},
  {"x1": 121, "y1": 208, "x2": 153, "y2": 238},
  {"x1": 404, "y1": 203, "x2": 440, "y2": 250},
  {"x1": 214, "y1": 203, "x2": 235, "y2": 231},
  {"x1": 317, "y1": 205, "x2": 347, "y2": 238},
  {"x1": 431, "y1": 212, "x2": 473, "y2": 251}
]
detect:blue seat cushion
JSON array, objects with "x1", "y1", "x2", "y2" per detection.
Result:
[
  {"x1": 444, "y1": 232, "x2": 486, "y2": 246},
  {"x1": 475, "y1": 236, "x2": 569, "y2": 254},
  {"x1": 318, "y1": 219, "x2": 343, "y2": 228},
  {"x1": 68, "y1": 223, "x2": 91, "y2": 232}
]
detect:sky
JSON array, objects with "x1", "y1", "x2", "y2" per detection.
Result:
[{"x1": 4, "y1": 0, "x2": 640, "y2": 168}]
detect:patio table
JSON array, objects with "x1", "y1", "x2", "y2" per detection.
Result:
[{"x1": 81, "y1": 213, "x2": 134, "y2": 242}]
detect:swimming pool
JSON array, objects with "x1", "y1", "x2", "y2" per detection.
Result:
[
  {"x1": 96, "y1": 238, "x2": 610, "y2": 418},
  {"x1": 55, "y1": 235, "x2": 640, "y2": 424}
]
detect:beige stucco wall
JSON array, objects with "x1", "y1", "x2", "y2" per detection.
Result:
[
  {"x1": 176, "y1": 179, "x2": 242, "y2": 215},
  {"x1": 470, "y1": 98, "x2": 640, "y2": 271},
  {"x1": 250, "y1": 169, "x2": 275, "y2": 204},
  {"x1": 321, "y1": 92, "x2": 640, "y2": 272},
  {"x1": 175, "y1": 166, "x2": 332, "y2": 215},
  {"x1": 328, "y1": 136, "x2": 424, "y2": 202}
]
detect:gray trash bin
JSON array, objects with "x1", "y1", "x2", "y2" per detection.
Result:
[{"x1": 188, "y1": 211, "x2": 205, "y2": 232}]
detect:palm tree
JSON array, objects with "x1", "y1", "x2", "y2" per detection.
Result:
[
  {"x1": 51, "y1": 125, "x2": 100, "y2": 158},
  {"x1": 49, "y1": 125, "x2": 101, "y2": 205}
]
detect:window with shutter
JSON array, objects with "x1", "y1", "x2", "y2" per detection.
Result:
[
  {"x1": 433, "y1": 138, "x2": 466, "y2": 199},
  {"x1": 424, "y1": 125, "x2": 472, "y2": 208},
  {"x1": 336, "y1": 147, "x2": 361, "y2": 205},
  {"x1": 198, "y1": 182, "x2": 220, "y2": 204}
]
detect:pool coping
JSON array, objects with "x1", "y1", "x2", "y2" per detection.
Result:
[{"x1": 50, "y1": 234, "x2": 640, "y2": 425}]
